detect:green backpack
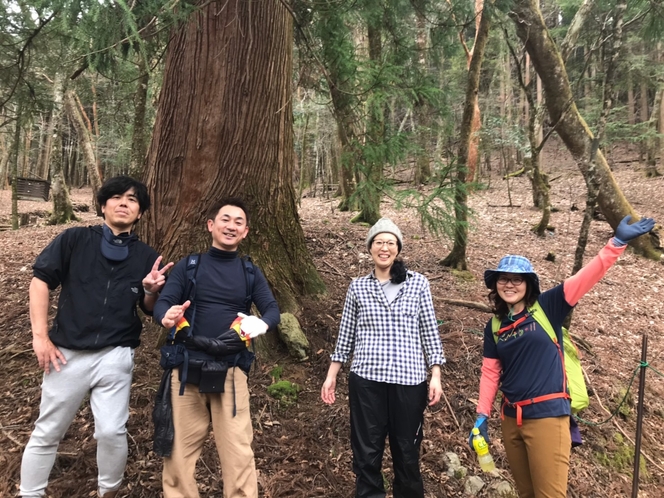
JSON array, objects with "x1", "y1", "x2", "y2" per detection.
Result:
[{"x1": 491, "y1": 301, "x2": 589, "y2": 414}]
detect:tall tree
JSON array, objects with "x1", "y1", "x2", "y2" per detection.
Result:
[
  {"x1": 64, "y1": 89, "x2": 102, "y2": 210},
  {"x1": 140, "y1": 0, "x2": 325, "y2": 312},
  {"x1": 314, "y1": 6, "x2": 360, "y2": 212},
  {"x1": 509, "y1": 0, "x2": 661, "y2": 258},
  {"x1": 440, "y1": 4, "x2": 491, "y2": 269},
  {"x1": 352, "y1": 3, "x2": 384, "y2": 225},
  {"x1": 48, "y1": 74, "x2": 75, "y2": 224}
]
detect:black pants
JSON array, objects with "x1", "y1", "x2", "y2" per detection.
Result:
[{"x1": 349, "y1": 372, "x2": 428, "y2": 498}]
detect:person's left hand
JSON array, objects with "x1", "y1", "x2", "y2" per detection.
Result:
[
  {"x1": 142, "y1": 256, "x2": 174, "y2": 295},
  {"x1": 237, "y1": 312, "x2": 269, "y2": 338},
  {"x1": 614, "y1": 215, "x2": 656, "y2": 245},
  {"x1": 468, "y1": 414, "x2": 490, "y2": 450},
  {"x1": 428, "y1": 376, "x2": 443, "y2": 406}
]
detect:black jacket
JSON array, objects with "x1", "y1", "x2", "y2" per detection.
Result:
[{"x1": 33, "y1": 225, "x2": 159, "y2": 350}]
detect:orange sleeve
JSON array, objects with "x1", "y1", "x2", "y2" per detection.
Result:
[
  {"x1": 563, "y1": 239, "x2": 626, "y2": 306},
  {"x1": 477, "y1": 357, "x2": 502, "y2": 416}
]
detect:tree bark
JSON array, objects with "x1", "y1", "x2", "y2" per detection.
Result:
[
  {"x1": 49, "y1": 75, "x2": 75, "y2": 225},
  {"x1": 64, "y1": 89, "x2": 102, "y2": 212},
  {"x1": 646, "y1": 86, "x2": 663, "y2": 178},
  {"x1": 456, "y1": 0, "x2": 484, "y2": 184},
  {"x1": 316, "y1": 8, "x2": 359, "y2": 212},
  {"x1": 140, "y1": 0, "x2": 325, "y2": 313},
  {"x1": 0, "y1": 128, "x2": 10, "y2": 189},
  {"x1": 509, "y1": 0, "x2": 661, "y2": 258},
  {"x1": 35, "y1": 111, "x2": 54, "y2": 180},
  {"x1": 639, "y1": 79, "x2": 648, "y2": 162},
  {"x1": 10, "y1": 103, "x2": 22, "y2": 230},
  {"x1": 440, "y1": 6, "x2": 491, "y2": 269},
  {"x1": 413, "y1": 4, "x2": 432, "y2": 185},
  {"x1": 20, "y1": 122, "x2": 32, "y2": 177},
  {"x1": 559, "y1": 0, "x2": 596, "y2": 61},
  {"x1": 351, "y1": 17, "x2": 383, "y2": 225},
  {"x1": 129, "y1": 56, "x2": 150, "y2": 178}
]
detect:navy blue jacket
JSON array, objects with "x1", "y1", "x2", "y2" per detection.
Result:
[{"x1": 154, "y1": 248, "x2": 280, "y2": 349}]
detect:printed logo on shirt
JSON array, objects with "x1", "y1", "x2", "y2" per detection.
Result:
[
  {"x1": 131, "y1": 287, "x2": 139, "y2": 294},
  {"x1": 498, "y1": 321, "x2": 537, "y2": 342}
]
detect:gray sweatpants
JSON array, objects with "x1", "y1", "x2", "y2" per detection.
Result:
[{"x1": 20, "y1": 346, "x2": 134, "y2": 497}]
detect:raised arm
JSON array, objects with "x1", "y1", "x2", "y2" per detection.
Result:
[{"x1": 564, "y1": 216, "x2": 655, "y2": 306}]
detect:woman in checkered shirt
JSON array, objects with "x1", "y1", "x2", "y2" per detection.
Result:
[{"x1": 321, "y1": 217, "x2": 445, "y2": 498}]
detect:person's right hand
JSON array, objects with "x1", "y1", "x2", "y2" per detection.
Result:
[
  {"x1": 614, "y1": 215, "x2": 656, "y2": 245},
  {"x1": 468, "y1": 414, "x2": 490, "y2": 450},
  {"x1": 161, "y1": 300, "x2": 191, "y2": 328},
  {"x1": 33, "y1": 335, "x2": 66, "y2": 374},
  {"x1": 321, "y1": 376, "x2": 337, "y2": 405}
]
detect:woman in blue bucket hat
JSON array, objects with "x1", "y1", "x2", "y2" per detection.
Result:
[{"x1": 471, "y1": 215, "x2": 655, "y2": 498}]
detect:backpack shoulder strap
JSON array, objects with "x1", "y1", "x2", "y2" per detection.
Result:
[
  {"x1": 491, "y1": 316, "x2": 501, "y2": 343},
  {"x1": 168, "y1": 253, "x2": 201, "y2": 341},
  {"x1": 182, "y1": 253, "x2": 201, "y2": 303},
  {"x1": 241, "y1": 255, "x2": 255, "y2": 314},
  {"x1": 529, "y1": 301, "x2": 557, "y2": 344}
]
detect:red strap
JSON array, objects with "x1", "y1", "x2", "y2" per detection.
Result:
[
  {"x1": 502, "y1": 392, "x2": 571, "y2": 426},
  {"x1": 496, "y1": 315, "x2": 528, "y2": 336}
]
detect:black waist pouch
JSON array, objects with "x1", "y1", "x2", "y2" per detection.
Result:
[
  {"x1": 199, "y1": 361, "x2": 228, "y2": 393},
  {"x1": 180, "y1": 360, "x2": 228, "y2": 393}
]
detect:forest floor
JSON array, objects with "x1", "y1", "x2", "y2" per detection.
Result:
[{"x1": 1, "y1": 139, "x2": 663, "y2": 497}]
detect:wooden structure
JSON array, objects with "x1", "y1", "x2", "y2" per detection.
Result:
[{"x1": 15, "y1": 177, "x2": 50, "y2": 201}]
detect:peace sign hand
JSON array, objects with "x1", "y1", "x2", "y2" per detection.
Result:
[{"x1": 142, "y1": 255, "x2": 174, "y2": 295}]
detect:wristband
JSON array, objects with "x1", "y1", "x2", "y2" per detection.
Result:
[{"x1": 143, "y1": 287, "x2": 155, "y2": 296}]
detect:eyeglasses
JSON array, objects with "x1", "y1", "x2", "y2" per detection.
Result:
[
  {"x1": 372, "y1": 239, "x2": 398, "y2": 249},
  {"x1": 497, "y1": 276, "x2": 525, "y2": 286}
]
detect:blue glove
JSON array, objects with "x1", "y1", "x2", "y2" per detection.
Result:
[
  {"x1": 614, "y1": 215, "x2": 655, "y2": 245},
  {"x1": 468, "y1": 414, "x2": 490, "y2": 450}
]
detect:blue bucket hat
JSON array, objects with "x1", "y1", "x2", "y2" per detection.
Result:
[{"x1": 484, "y1": 255, "x2": 540, "y2": 294}]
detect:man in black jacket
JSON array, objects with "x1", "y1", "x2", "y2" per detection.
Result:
[
  {"x1": 154, "y1": 198, "x2": 280, "y2": 498},
  {"x1": 20, "y1": 176, "x2": 172, "y2": 498}
]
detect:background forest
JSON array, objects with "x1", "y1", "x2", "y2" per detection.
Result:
[{"x1": 1, "y1": 0, "x2": 664, "y2": 496}]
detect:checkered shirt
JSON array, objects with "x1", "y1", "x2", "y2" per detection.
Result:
[{"x1": 330, "y1": 271, "x2": 445, "y2": 385}]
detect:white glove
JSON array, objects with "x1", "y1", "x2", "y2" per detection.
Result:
[{"x1": 237, "y1": 313, "x2": 269, "y2": 339}]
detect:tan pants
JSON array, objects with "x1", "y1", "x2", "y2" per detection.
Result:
[
  {"x1": 501, "y1": 415, "x2": 571, "y2": 498},
  {"x1": 162, "y1": 368, "x2": 258, "y2": 498}
]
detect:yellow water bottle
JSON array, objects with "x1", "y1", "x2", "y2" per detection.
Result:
[{"x1": 471, "y1": 427, "x2": 496, "y2": 472}]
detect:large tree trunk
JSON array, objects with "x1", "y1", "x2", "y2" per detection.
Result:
[
  {"x1": 64, "y1": 89, "x2": 102, "y2": 213},
  {"x1": 510, "y1": 0, "x2": 661, "y2": 258},
  {"x1": 440, "y1": 6, "x2": 491, "y2": 269},
  {"x1": 140, "y1": 0, "x2": 325, "y2": 313}
]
